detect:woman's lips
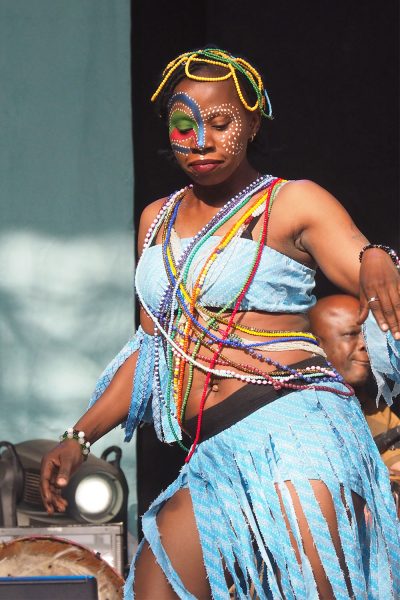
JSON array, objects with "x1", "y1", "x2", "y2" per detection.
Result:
[{"x1": 189, "y1": 160, "x2": 222, "y2": 173}]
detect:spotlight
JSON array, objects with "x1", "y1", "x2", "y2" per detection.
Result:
[
  {"x1": 8, "y1": 440, "x2": 128, "y2": 527},
  {"x1": 75, "y1": 475, "x2": 115, "y2": 517},
  {"x1": 0, "y1": 439, "x2": 130, "y2": 573},
  {"x1": 0, "y1": 442, "x2": 24, "y2": 527},
  {"x1": 67, "y1": 468, "x2": 125, "y2": 524}
]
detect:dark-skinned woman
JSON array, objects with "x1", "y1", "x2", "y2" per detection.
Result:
[{"x1": 41, "y1": 48, "x2": 400, "y2": 599}]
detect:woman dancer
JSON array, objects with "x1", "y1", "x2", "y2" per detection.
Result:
[{"x1": 41, "y1": 48, "x2": 400, "y2": 599}]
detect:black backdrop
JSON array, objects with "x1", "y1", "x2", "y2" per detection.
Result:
[{"x1": 131, "y1": 0, "x2": 399, "y2": 532}]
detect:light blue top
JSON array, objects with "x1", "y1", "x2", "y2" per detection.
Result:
[
  {"x1": 89, "y1": 210, "x2": 400, "y2": 444},
  {"x1": 135, "y1": 236, "x2": 317, "y2": 314}
]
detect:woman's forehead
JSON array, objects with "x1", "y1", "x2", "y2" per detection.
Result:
[
  {"x1": 168, "y1": 95, "x2": 240, "y2": 123},
  {"x1": 171, "y1": 77, "x2": 241, "y2": 110}
]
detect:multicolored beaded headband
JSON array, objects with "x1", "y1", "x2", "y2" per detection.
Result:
[{"x1": 151, "y1": 48, "x2": 273, "y2": 119}]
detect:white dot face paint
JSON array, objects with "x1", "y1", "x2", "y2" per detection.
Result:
[
  {"x1": 168, "y1": 93, "x2": 244, "y2": 157},
  {"x1": 202, "y1": 103, "x2": 244, "y2": 156}
]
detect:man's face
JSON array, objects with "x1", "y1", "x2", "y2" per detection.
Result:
[{"x1": 316, "y1": 303, "x2": 370, "y2": 388}]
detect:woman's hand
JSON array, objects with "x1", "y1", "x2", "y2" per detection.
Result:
[
  {"x1": 358, "y1": 248, "x2": 400, "y2": 339},
  {"x1": 40, "y1": 440, "x2": 84, "y2": 514},
  {"x1": 39, "y1": 347, "x2": 139, "y2": 514}
]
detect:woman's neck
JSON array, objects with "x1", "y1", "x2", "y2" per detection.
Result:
[{"x1": 191, "y1": 161, "x2": 260, "y2": 207}]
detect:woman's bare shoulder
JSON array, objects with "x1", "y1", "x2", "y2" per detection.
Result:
[
  {"x1": 278, "y1": 179, "x2": 343, "y2": 210},
  {"x1": 273, "y1": 179, "x2": 349, "y2": 226},
  {"x1": 137, "y1": 196, "x2": 169, "y2": 251},
  {"x1": 140, "y1": 196, "x2": 168, "y2": 223},
  {"x1": 279, "y1": 178, "x2": 334, "y2": 199}
]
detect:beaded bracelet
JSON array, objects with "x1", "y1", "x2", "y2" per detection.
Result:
[
  {"x1": 359, "y1": 244, "x2": 400, "y2": 269},
  {"x1": 60, "y1": 427, "x2": 91, "y2": 460}
]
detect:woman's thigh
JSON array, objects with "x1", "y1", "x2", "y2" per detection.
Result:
[
  {"x1": 134, "y1": 478, "x2": 365, "y2": 600},
  {"x1": 276, "y1": 479, "x2": 365, "y2": 600},
  {"x1": 134, "y1": 488, "x2": 211, "y2": 600}
]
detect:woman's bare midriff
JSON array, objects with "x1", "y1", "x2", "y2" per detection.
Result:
[{"x1": 179, "y1": 309, "x2": 314, "y2": 420}]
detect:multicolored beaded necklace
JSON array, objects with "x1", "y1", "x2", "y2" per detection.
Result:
[{"x1": 137, "y1": 174, "x2": 353, "y2": 459}]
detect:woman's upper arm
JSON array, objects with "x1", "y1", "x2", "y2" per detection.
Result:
[
  {"x1": 287, "y1": 180, "x2": 369, "y2": 294},
  {"x1": 137, "y1": 197, "x2": 168, "y2": 256},
  {"x1": 136, "y1": 197, "x2": 167, "y2": 332}
]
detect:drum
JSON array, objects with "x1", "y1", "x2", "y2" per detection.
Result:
[{"x1": 0, "y1": 536, "x2": 124, "y2": 600}]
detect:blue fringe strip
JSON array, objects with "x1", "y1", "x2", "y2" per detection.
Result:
[
  {"x1": 88, "y1": 326, "x2": 181, "y2": 443},
  {"x1": 88, "y1": 326, "x2": 153, "y2": 441},
  {"x1": 363, "y1": 311, "x2": 400, "y2": 406}
]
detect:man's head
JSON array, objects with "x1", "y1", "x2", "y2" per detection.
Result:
[{"x1": 309, "y1": 295, "x2": 370, "y2": 389}]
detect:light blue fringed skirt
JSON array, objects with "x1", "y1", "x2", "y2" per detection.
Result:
[{"x1": 125, "y1": 382, "x2": 400, "y2": 599}]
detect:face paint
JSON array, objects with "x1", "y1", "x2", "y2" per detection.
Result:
[
  {"x1": 202, "y1": 103, "x2": 244, "y2": 156},
  {"x1": 168, "y1": 92, "x2": 205, "y2": 154},
  {"x1": 168, "y1": 93, "x2": 245, "y2": 157},
  {"x1": 169, "y1": 109, "x2": 198, "y2": 154}
]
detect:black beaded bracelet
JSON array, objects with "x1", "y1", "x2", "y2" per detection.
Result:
[
  {"x1": 60, "y1": 427, "x2": 91, "y2": 460},
  {"x1": 359, "y1": 244, "x2": 400, "y2": 269}
]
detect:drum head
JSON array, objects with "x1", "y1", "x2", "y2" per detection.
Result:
[{"x1": 0, "y1": 536, "x2": 124, "y2": 600}]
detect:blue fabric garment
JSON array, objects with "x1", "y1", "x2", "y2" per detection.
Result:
[
  {"x1": 363, "y1": 311, "x2": 400, "y2": 406},
  {"x1": 124, "y1": 382, "x2": 400, "y2": 599},
  {"x1": 88, "y1": 326, "x2": 180, "y2": 443},
  {"x1": 89, "y1": 235, "x2": 317, "y2": 443},
  {"x1": 136, "y1": 236, "x2": 317, "y2": 314},
  {"x1": 87, "y1": 181, "x2": 400, "y2": 597},
  {"x1": 89, "y1": 317, "x2": 400, "y2": 598}
]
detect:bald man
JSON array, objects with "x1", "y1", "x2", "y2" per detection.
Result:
[{"x1": 309, "y1": 294, "x2": 400, "y2": 476}]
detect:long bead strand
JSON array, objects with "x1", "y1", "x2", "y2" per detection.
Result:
[{"x1": 185, "y1": 181, "x2": 275, "y2": 460}]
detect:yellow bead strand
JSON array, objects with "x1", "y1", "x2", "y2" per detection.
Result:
[
  {"x1": 150, "y1": 48, "x2": 272, "y2": 118},
  {"x1": 184, "y1": 55, "x2": 232, "y2": 82}
]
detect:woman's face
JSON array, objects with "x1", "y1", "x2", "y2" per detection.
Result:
[{"x1": 167, "y1": 77, "x2": 259, "y2": 185}]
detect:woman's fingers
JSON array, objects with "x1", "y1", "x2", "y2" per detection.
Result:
[
  {"x1": 55, "y1": 455, "x2": 73, "y2": 487},
  {"x1": 48, "y1": 482, "x2": 68, "y2": 512},
  {"x1": 388, "y1": 285, "x2": 400, "y2": 339},
  {"x1": 358, "y1": 294, "x2": 369, "y2": 325},
  {"x1": 40, "y1": 449, "x2": 74, "y2": 513},
  {"x1": 377, "y1": 289, "x2": 400, "y2": 337},
  {"x1": 367, "y1": 296, "x2": 388, "y2": 331},
  {"x1": 359, "y1": 248, "x2": 400, "y2": 338},
  {"x1": 365, "y1": 287, "x2": 400, "y2": 339},
  {"x1": 40, "y1": 455, "x2": 58, "y2": 512}
]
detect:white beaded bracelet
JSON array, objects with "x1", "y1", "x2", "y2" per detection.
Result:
[{"x1": 60, "y1": 427, "x2": 91, "y2": 460}]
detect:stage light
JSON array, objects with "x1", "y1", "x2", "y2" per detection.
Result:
[
  {"x1": 68, "y1": 470, "x2": 125, "y2": 524},
  {"x1": 75, "y1": 475, "x2": 114, "y2": 515},
  {"x1": 0, "y1": 439, "x2": 130, "y2": 573},
  {"x1": 7, "y1": 439, "x2": 129, "y2": 527}
]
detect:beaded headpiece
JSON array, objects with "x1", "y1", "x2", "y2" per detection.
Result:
[{"x1": 151, "y1": 48, "x2": 273, "y2": 119}]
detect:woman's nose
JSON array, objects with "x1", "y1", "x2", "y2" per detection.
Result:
[
  {"x1": 192, "y1": 144, "x2": 214, "y2": 155},
  {"x1": 191, "y1": 126, "x2": 214, "y2": 154}
]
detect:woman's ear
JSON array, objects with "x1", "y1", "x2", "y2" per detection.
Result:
[{"x1": 248, "y1": 111, "x2": 261, "y2": 142}]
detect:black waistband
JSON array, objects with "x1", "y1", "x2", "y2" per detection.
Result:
[{"x1": 183, "y1": 356, "x2": 329, "y2": 443}]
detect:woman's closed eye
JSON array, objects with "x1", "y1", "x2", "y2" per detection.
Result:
[
  {"x1": 212, "y1": 122, "x2": 230, "y2": 131},
  {"x1": 207, "y1": 116, "x2": 231, "y2": 131},
  {"x1": 175, "y1": 120, "x2": 195, "y2": 134},
  {"x1": 178, "y1": 127, "x2": 194, "y2": 134}
]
